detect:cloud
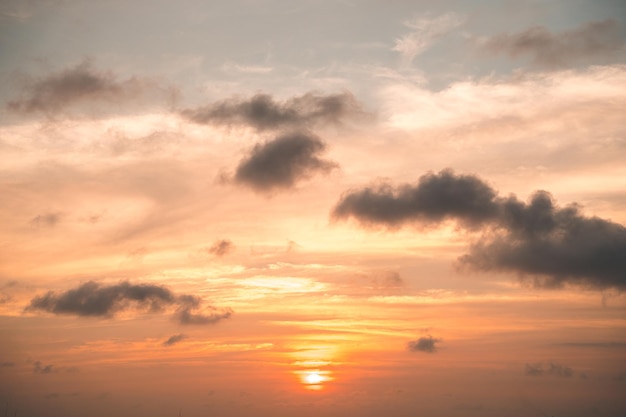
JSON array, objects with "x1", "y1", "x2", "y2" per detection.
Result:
[
  {"x1": 208, "y1": 239, "x2": 234, "y2": 257},
  {"x1": 181, "y1": 91, "x2": 365, "y2": 131},
  {"x1": 26, "y1": 281, "x2": 232, "y2": 325},
  {"x1": 481, "y1": 19, "x2": 625, "y2": 68},
  {"x1": 407, "y1": 336, "x2": 441, "y2": 353},
  {"x1": 33, "y1": 360, "x2": 54, "y2": 374},
  {"x1": 6, "y1": 61, "x2": 157, "y2": 115},
  {"x1": 332, "y1": 169, "x2": 499, "y2": 229},
  {"x1": 393, "y1": 13, "x2": 464, "y2": 64},
  {"x1": 460, "y1": 191, "x2": 626, "y2": 289},
  {"x1": 30, "y1": 212, "x2": 62, "y2": 227},
  {"x1": 162, "y1": 333, "x2": 187, "y2": 347},
  {"x1": 525, "y1": 362, "x2": 574, "y2": 378},
  {"x1": 334, "y1": 170, "x2": 626, "y2": 290},
  {"x1": 233, "y1": 131, "x2": 337, "y2": 192}
]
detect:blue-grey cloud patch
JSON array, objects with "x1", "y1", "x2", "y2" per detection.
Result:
[
  {"x1": 26, "y1": 281, "x2": 232, "y2": 326},
  {"x1": 407, "y1": 336, "x2": 441, "y2": 353},
  {"x1": 233, "y1": 131, "x2": 337, "y2": 192}
]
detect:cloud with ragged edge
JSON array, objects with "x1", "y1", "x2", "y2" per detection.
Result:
[
  {"x1": 162, "y1": 333, "x2": 187, "y2": 347},
  {"x1": 33, "y1": 360, "x2": 54, "y2": 374},
  {"x1": 332, "y1": 169, "x2": 626, "y2": 290},
  {"x1": 25, "y1": 281, "x2": 233, "y2": 325},
  {"x1": 231, "y1": 131, "x2": 337, "y2": 192},
  {"x1": 181, "y1": 91, "x2": 365, "y2": 131},
  {"x1": 480, "y1": 19, "x2": 625, "y2": 68},
  {"x1": 6, "y1": 60, "x2": 168, "y2": 115},
  {"x1": 208, "y1": 239, "x2": 234, "y2": 257},
  {"x1": 393, "y1": 13, "x2": 464, "y2": 64},
  {"x1": 407, "y1": 336, "x2": 441, "y2": 353},
  {"x1": 525, "y1": 362, "x2": 574, "y2": 378}
]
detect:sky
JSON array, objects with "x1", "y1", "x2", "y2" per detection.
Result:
[{"x1": 1, "y1": 1, "x2": 626, "y2": 416}]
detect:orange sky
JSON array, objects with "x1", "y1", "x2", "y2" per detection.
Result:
[{"x1": 1, "y1": 1, "x2": 626, "y2": 416}]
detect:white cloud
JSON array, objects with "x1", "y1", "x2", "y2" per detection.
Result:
[{"x1": 393, "y1": 13, "x2": 465, "y2": 64}]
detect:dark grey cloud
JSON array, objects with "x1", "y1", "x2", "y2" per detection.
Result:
[
  {"x1": 162, "y1": 333, "x2": 187, "y2": 347},
  {"x1": 525, "y1": 362, "x2": 573, "y2": 378},
  {"x1": 333, "y1": 169, "x2": 499, "y2": 228},
  {"x1": 460, "y1": 191, "x2": 626, "y2": 290},
  {"x1": 33, "y1": 360, "x2": 54, "y2": 374},
  {"x1": 233, "y1": 131, "x2": 337, "y2": 192},
  {"x1": 6, "y1": 61, "x2": 154, "y2": 114},
  {"x1": 481, "y1": 19, "x2": 625, "y2": 68},
  {"x1": 181, "y1": 91, "x2": 365, "y2": 131},
  {"x1": 208, "y1": 239, "x2": 234, "y2": 257},
  {"x1": 26, "y1": 281, "x2": 232, "y2": 325},
  {"x1": 407, "y1": 336, "x2": 441, "y2": 353},
  {"x1": 173, "y1": 294, "x2": 233, "y2": 325},
  {"x1": 334, "y1": 170, "x2": 626, "y2": 290}
]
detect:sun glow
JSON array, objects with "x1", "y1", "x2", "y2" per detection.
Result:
[{"x1": 296, "y1": 369, "x2": 332, "y2": 390}]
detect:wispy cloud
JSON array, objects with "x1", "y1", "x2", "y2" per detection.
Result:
[
  {"x1": 162, "y1": 333, "x2": 187, "y2": 347},
  {"x1": 208, "y1": 239, "x2": 234, "y2": 257},
  {"x1": 393, "y1": 13, "x2": 464, "y2": 64},
  {"x1": 525, "y1": 362, "x2": 574, "y2": 378},
  {"x1": 6, "y1": 60, "x2": 169, "y2": 115},
  {"x1": 480, "y1": 19, "x2": 625, "y2": 68}
]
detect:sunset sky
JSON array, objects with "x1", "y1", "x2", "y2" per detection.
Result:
[{"x1": 1, "y1": 1, "x2": 626, "y2": 416}]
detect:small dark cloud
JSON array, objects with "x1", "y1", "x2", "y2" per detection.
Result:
[
  {"x1": 6, "y1": 60, "x2": 159, "y2": 115},
  {"x1": 525, "y1": 362, "x2": 574, "y2": 378},
  {"x1": 176, "y1": 306, "x2": 233, "y2": 325},
  {"x1": 34, "y1": 360, "x2": 54, "y2": 374},
  {"x1": 332, "y1": 169, "x2": 499, "y2": 229},
  {"x1": 334, "y1": 169, "x2": 626, "y2": 290},
  {"x1": 181, "y1": 91, "x2": 365, "y2": 131},
  {"x1": 407, "y1": 336, "x2": 441, "y2": 353},
  {"x1": 162, "y1": 333, "x2": 187, "y2": 347},
  {"x1": 208, "y1": 239, "x2": 234, "y2": 257},
  {"x1": 44, "y1": 392, "x2": 60, "y2": 399},
  {"x1": 30, "y1": 212, "x2": 62, "y2": 227},
  {"x1": 233, "y1": 131, "x2": 337, "y2": 192},
  {"x1": 480, "y1": 19, "x2": 625, "y2": 68},
  {"x1": 1, "y1": 361, "x2": 15, "y2": 367},
  {"x1": 26, "y1": 281, "x2": 232, "y2": 325}
]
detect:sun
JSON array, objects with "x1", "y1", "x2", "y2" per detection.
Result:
[{"x1": 304, "y1": 371, "x2": 324, "y2": 385}]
